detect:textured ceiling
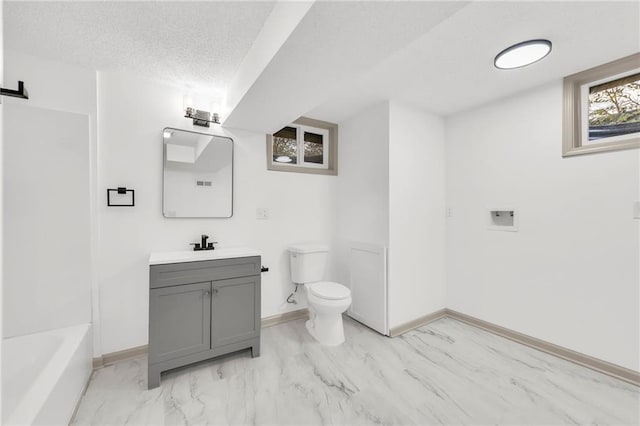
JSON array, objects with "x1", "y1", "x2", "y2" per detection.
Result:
[
  {"x1": 4, "y1": 1, "x2": 276, "y2": 96},
  {"x1": 4, "y1": 1, "x2": 639, "y2": 127}
]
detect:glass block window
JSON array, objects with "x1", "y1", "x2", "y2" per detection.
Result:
[
  {"x1": 267, "y1": 117, "x2": 337, "y2": 175},
  {"x1": 273, "y1": 126, "x2": 298, "y2": 164},
  {"x1": 303, "y1": 130, "x2": 324, "y2": 164}
]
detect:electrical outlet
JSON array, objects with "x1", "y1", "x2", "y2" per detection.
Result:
[
  {"x1": 256, "y1": 208, "x2": 269, "y2": 220},
  {"x1": 446, "y1": 208, "x2": 453, "y2": 218}
]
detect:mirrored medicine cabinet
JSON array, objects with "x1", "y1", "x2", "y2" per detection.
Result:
[{"x1": 162, "y1": 128, "x2": 233, "y2": 218}]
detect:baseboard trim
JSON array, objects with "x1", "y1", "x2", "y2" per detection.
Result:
[
  {"x1": 91, "y1": 306, "x2": 638, "y2": 387},
  {"x1": 444, "y1": 309, "x2": 640, "y2": 387},
  {"x1": 92, "y1": 310, "x2": 310, "y2": 370},
  {"x1": 93, "y1": 345, "x2": 148, "y2": 369},
  {"x1": 261, "y1": 308, "x2": 309, "y2": 328},
  {"x1": 92, "y1": 357, "x2": 103, "y2": 369},
  {"x1": 388, "y1": 308, "x2": 448, "y2": 337}
]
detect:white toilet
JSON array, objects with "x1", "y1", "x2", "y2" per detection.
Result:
[{"x1": 288, "y1": 243, "x2": 352, "y2": 346}]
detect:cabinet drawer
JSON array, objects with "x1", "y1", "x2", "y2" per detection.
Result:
[{"x1": 150, "y1": 256, "x2": 260, "y2": 289}]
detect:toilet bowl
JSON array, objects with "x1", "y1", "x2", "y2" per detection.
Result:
[
  {"x1": 304, "y1": 281, "x2": 352, "y2": 346},
  {"x1": 288, "y1": 244, "x2": 352, "y2": 346}
]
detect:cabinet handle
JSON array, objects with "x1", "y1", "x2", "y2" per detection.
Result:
[
  {"x1": 204, "y1": 290, "x2": 211, "y2": 296},
  {"x1": 212, "y1": 288, "x2": 219, "y2": 295}
]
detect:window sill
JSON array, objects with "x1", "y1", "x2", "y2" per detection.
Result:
[{"x1": 266, "y1": 161, "x2": 337, "y2": 176}]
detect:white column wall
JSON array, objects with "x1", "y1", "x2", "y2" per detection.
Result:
[
  {"x1": 332, "y1": 102, "x2": 390, "y2": 286},
  {"x1": 388, "y1": 101, "x2": 447, "y2": 328}
]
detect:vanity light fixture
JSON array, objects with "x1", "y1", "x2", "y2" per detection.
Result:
[
  {"x1": 184, "y1": 107, "x2": 220, "y2": 128},
  {"x1": 275, "y1": 155, "x2": 293, "y2": 163},
  {"x1": 183, "y1": 94, "x2": 221, "y2": 127},
  {"x1": 494, "y1": 39, "x2": 552, "y2": 69}
]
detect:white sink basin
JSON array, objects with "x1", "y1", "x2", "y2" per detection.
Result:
[{"x1": 149, "y1": 247, "x2": 261, "y2": 265}]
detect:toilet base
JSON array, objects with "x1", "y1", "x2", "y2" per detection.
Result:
[{"x1": 305, "y1": 314, "x2": 345, "y2": 346}]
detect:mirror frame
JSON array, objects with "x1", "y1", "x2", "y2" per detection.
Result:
[{"x1": 162, "y1": 127, "x2": 234, "y2": 218}]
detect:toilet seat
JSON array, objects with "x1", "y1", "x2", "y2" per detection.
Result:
[{"x1": 308, "y1": 281, "x2": 351, "y2": 300}]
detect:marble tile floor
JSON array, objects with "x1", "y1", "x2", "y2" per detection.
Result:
[{"x1": 72, "y1": 317, "x2": 640, "y2": 425}]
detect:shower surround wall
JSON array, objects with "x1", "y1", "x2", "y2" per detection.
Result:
[
  {"x1": 1, "y1": 9, "x2": 4, "y2": 424},
  {"x1": 3, "y1": 105, "x2": 91, "y2": 337},
  {"x1": 2, "y1": 50, "x2": 96, "y2": 339},
  {"x1": 3, "y1": 50, "x2": 101, "y2": 355},
  {"x1": 2, "y1": 51, "x2": 95, "y2": 424}
]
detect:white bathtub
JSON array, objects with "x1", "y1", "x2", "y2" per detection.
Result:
[{"x1": 2, "y1": 324, "x2": 92, "y2": 425}]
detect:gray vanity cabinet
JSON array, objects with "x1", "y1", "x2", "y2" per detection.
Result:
[
  {"x1": 149, "y1": 281, "x2": 211, "y2": 364},
  {"x1": 211, "y1": 276, "x2": 260, "y2": 347},
  {"x1": 148, "y1": 256, "x2": 261, "y2": 389}
]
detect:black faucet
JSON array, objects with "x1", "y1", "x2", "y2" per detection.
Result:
[{"x1": 191, "y1": 234, "x2": 217, "y2": 251}]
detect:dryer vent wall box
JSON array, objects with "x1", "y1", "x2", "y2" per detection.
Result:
[{"x1": 488, "y1": 208, "x2": 518, "y2": 232}]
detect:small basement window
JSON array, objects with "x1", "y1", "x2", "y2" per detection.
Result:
[
  {"x1": 563, "y1": 52, "x2": 640, "y2": 156},
  {"x1": 266, "y1": 117, "x2": 337, "y2": 175}
]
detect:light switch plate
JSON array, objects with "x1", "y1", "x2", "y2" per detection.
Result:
[
  {"x1": 256, "y1": 208, "x2": 269, "y2": 220},
  {"x1": 634, "y1": 201, "x2": 640, "y2": 219}
]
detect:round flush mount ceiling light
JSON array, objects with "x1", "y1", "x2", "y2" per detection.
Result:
[
  {"x1": 494, "y1": 39, "x2": 552, "y2": 69},
  {"x1": 275, "y1": 156, "x2": 293, "y2": 163}
]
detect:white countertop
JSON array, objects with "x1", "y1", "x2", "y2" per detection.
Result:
[{"x1": 149, "y1": 247, "x2": 261, "y2": 265}]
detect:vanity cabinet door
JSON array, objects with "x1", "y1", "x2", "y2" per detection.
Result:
[
  {"x1": 211, "y1": 276, "x2": 260, "y2": 348},
  {"x1": 149, "y1": 281, "x2": 212, "y2": 364}
]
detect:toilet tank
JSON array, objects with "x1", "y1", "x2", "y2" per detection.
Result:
[{"x1": 288, "y1": 243, "x2": 329, "y2": 284}]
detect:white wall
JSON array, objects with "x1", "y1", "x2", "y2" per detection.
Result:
[
  {"x1": 6, "y1": 49, "x2": 637, "y2": 373},
  {"x1": 332, "y1": 102, "x2": 390, "y2": 285},
  {"x1": 445, "y1": 81, "x2": 640, "y2": 371},
  {"x1": 97, "y1": 71, "x2": 334, "y2": 354},
  {"x1": 388, "y1": 101, "x2": 446, "y2": 328},
  {"x1": 2, "y1": 52, "x2": 97, "y2": 343}
]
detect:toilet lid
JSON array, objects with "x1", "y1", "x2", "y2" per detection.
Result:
[{"x1": 309, "y1": 281, "x2": 351, "y2": 300}]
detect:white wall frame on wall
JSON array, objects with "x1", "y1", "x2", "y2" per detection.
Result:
[{"x1": 563, "y1": 53, "x2": 640, "y2": 157}]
